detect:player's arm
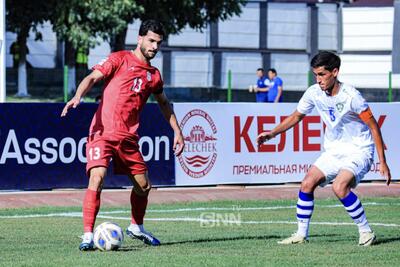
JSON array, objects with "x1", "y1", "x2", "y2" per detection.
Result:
[
  {"x1": 61, "y1": 70, "x2": 104, "y2": 117},
  {"x1": 274, "y1": 85, "x2": 283, "y2": 103},
  {"x1": 258, "y1": 79, "x2": 270, "y2": 92},
  {"x1": 256, "y1": 86, "x2": 269, "y2": 92},
  {"x1": 359, "y1": 107, "x2": 391, "y2": 185},
  {"x1": 154, "y1": 91, "x2": 185, "y2": 156},
  {"x1": 256, "y1": 110, "x2": 305, "y2": 147}
]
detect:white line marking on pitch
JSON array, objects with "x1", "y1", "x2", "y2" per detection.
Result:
[
  {"x1": 0, "y1": 213, "x2": 399, "y2": 228},
  {"x1": 92, "y1": 216, "x2": 400, "y2": 228},
  {"x1": 0, "y1": 202, "x2": 398, "y2": 218},
  {"x1": 51, "y1": 202, "x2": 400, "y2": 215}
]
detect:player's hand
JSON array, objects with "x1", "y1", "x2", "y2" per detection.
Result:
[
  {"x1": 256, "y1": 131, "x2": 274, "y2": 147},
  {"x1": 61, "y1": 96, "x2": 81, "y2": 117},
  {"x1": 379, "y1": 161, "x2": 391, "y2": 186},
  {"x1": 173, "y1": 131, "x2": 185, "y2": 156}
]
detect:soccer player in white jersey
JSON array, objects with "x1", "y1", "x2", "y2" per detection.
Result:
[{"x1": 257, "y1": 51, "x2": 391, "y2": 246}]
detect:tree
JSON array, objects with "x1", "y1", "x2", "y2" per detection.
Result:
[
  {"x1": 7, "y1": 0, "x2": 244, "y2": 97},
  {"x1": 6, "y1": 0, "x2": 52, "y2": 97},
  {"x1": 50, "y1": 0, "x2": 144, "y2": 93},
  {"x1": 110, "y1": 0, "x2": 246, "y2": 52}
]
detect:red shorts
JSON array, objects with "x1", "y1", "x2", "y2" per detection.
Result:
[{"x1": 86, "y1": 135, "x2": 147, "y2": 176}]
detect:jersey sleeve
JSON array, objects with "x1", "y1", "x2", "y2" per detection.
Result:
[
  {"x1": 350, "y1": 90, "x2": 369, "y2": 114},
  {"x1": 92, "y1": 53, "x2": 121, "y2": 79},
  {"x1": 264, "y1": 78, "x2": 270, "y2": 87},
  {"x1": 297, "y1": 88, "x2": 315, "y2": 115}
]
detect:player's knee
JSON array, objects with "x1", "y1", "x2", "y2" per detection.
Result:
[
  {"x1": 134, "y1": 182, "x2": 151, "y2": 196},
  {"x1": 332, "y1": 180, "x2": 349, "y2": 198},
  {"x1": 301, "y1": 177, "x2": 317, "y2": 193}
]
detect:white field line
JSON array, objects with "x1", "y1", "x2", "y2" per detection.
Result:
[
  {"x1": 0, "y1": 202, "x2": 398, "y2": 219},
  {"x1": 104, "y1": 216, "x2": 400, "y2": 228},
  {"x1": 0, "y1": 202, "x2": 399, "y2": 228},
  {"x1": 2, "y1": 212, "x2": 398, "y2": 228}
]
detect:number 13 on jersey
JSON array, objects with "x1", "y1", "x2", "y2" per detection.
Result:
[
  {"x1": 88, "y1": 147, "x2": 101, "y2": 160},
  {"x1": 131, "y1": 78, "x2": 143, "y2": 93}
]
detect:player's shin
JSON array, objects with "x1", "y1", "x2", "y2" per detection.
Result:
[
  {"x1": 129, "y1": 189, "x2": 148, "y2": 231},
  {"x1": 296, "y1": 191, "x2": 314, "y2": 238},
  {"x1": 339, "y1": 191, "x2": 371, "y2": 233},
  {"x1": 82, "y1": 189, "x2": 101, "y2": 234}
]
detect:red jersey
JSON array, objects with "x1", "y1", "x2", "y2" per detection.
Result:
[{"x1": 89, "y1": 51, "x2": 163, "y2": 140}]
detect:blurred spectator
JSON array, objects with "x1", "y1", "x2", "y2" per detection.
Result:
[
  {"x1": 267, "y1": 68, "x2": 283, "y2": 103},
  {"x1": 249, "y1": 68, "x2": 269, "y2": 102}
]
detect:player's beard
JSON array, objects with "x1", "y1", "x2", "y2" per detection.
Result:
[{"x1": 140, "y1": 45, "x2": 157, "y2": 60}]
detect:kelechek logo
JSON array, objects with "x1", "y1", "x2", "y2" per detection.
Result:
[{"x1": 178, "y1": 109, "x2": 217, "y2": 178}]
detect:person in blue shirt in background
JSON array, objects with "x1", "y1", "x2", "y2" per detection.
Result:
[
  {"x1": 267, "y1": 68, "x2": 283, "y2": 103},
  {"x1": 249, "y1": 68, "x2": 270, "y2": 102}
]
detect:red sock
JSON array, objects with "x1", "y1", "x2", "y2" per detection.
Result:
[
  {"x1": 82, "y1": 189, "x2": 101, "y2": 232},
  {"x1": 130, "y1": 190, "x2": 148, "y2": 225}
]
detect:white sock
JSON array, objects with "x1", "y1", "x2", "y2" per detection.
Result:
[
  {"x1": 83, "y1": 232, "x2": 93, "y2": 241},
  {"x1": 356, "y1": 213, "x2": 372, "y2": 233},
  {"x1": 129, "y1": 223, "x2": 144, "y2": 233},
  {"x1": 296, "y1": 191, "x2": 314, "y2": 238},
  {"x1": 340, "y1": 192, "x2": 372, "y2": 233}
]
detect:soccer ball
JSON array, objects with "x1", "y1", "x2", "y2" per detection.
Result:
[{"x1": 93, "y1": 222, "x2": 124, "y2": 251}]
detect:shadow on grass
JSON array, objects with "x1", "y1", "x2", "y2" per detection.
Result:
[
  {"x1": 122, "y1": 233, "x2": 341, "y2": 248},
  {"x1": 308, "y1": 233, "x2": 341, "y2": 238},
  {"x1": 114, "y1": 235, "x2": 282, "y2": 252},
  {"x1": 309, "y1": 234, "x2": 400, "y2": 245},
  {"x1": 374, "y1": 236, "x2": 400, "y2": 245},
  {"x1": 115, "y1": 233, "x2": 344, "y2": 251},
  {"x1": 298, "y1": 234, "x2": 346, "y2": 243},
  {"x1": 117, "y1": 246, "x2": 143, "y2": 252},
  {"x1": 161, "y1": 234, "x2": 281, "y2": 246}
]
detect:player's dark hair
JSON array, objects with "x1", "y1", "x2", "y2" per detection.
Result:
[
  {"x1": 257, "y1": 68, "x2": 264, "y2": 72},
  {"x1": 311, "y1": 51, "x2": 341, "y2": 71},
  {"x1": 268, "y1": 68, "x2": 277, "y2": 75},
  {"x1": 139, "y1": 20, "x2": 165, "y2": 37}
]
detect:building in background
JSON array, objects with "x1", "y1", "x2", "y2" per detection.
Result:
[{"x1": 4, "y1": 0, "x2": 400, "y2": 101}]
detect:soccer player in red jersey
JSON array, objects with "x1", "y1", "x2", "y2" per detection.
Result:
[{"x1": 61, "y1": 20, "x2": 185, "y2": 251}]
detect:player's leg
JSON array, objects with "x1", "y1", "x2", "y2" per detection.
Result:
[
  {"x1": 116, "y1": 138, "x2": 160, "y2": 246},
  {"x1": 126, "y1": 172, "x2": 160, "y2": 246},
  {"x1": 80, "y1": 166, "x2": 107, "y2": 250},
  {"x1": 129, "y1": 172, "x2": 151, "y2": 227},
  {"x1": 80, "y1": 137, "x2": 114, "y2": 251},
  {"x1": 278, "y1": 165, "x2": 326, "y2": 244},
  {"x1": 333, "y1": 162, "x2": 375, "y2": 246},
  {"x1": 297, "y1": 166, "x2": 326, "y2": 237}
]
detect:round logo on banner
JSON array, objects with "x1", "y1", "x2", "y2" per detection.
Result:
[{"x1": 178, "y1": 109, "x2": 218, "y2": 178}]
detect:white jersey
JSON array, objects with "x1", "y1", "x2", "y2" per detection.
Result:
[{"x1": 297, "y1": 83, "x2": 374, "y2": 156}]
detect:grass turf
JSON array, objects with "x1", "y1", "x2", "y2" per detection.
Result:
[{"x1": 0, "y1": 197, "x2": 399, "y2": 267}]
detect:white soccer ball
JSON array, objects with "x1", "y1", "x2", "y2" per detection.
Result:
[{"x1": 93, "y1": 222, "x2": 124, "y2": 251}]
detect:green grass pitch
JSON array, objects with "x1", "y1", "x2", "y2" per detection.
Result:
[{"x1": 0, "y1": 197, "x2": 399, "y2": 266}]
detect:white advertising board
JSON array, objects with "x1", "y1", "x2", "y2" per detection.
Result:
[{"x1": 174, "y1": 103, "x2": 399, "y2": 186}]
